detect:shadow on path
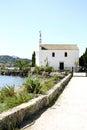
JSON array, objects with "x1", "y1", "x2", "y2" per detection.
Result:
[{"x1": 17, "y1": 107, "x2": 48, "y2": 130}]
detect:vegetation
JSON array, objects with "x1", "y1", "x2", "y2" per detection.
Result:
[
  {"x1": 40, "y1": 79, "x2": 55, "y2": 94},
  {"x1": 24, "y1": 74, "x2": 64, "y2": 94},
  {"x1": 0, "y1": 71, "x2": 66, "y2": 114},
  {"x1": 0, "y1": 64, "x2": 6, "y2": 70},
  {"x1": 44, "y1": 66, "x2": 55, "y2": 73},
  {"x1": 0, "y1": 55, "x2": 31, "y2": 67},
  {"x1": 5, "y1": 92, "x2": 33, "y2": 110},
  {"x1": 33, "y1": 66, "x2": 55, "y2": 74},
  {"x1": 44, "y1": 57, "x2": 49, "y2": 66},
  {"x1": 0, "y1": 55, "x2": 19, "y2": 64},
  {"x1": 0, "y1": 55, "x2": 31, "y2": 77},
  {"x1": 24, "y1": 77, "x2": 42, "y2": 94},
  {"x1": 0, "y1": 85, "x2": 15, "y2": 103},
  {"x1": 79, "y1": 48, "x2": 87, "y2": 68},
  {"x1": 15, "y1": 59, "x2": 30, "y2": 71},
  {"x1": 0, "y1": 63, "x2": 68, "y2": 114},
  {"x1": 0, "y1": 86, "x2": 34, "y2": 113},
  {"x1": 31, "y1": 51, "x2": 36, "y2": 67}
]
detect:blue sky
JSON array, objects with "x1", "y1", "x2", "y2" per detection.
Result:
[{"x1": 0, "y1": 0, "x2": 87, "y2": 59}]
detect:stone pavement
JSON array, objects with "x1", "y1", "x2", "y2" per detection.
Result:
[{"x1": 21, "y1": 76, "x2": 87, "y2": 130}]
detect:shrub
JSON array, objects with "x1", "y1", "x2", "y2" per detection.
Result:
[
  {"x1": 44, "y1": 66, "x2": 55, "y2": 73},
  {"x1": 5, "y1": 92, "x2": 34, "y2": 109},
  {"x1": 24, "y1": 78, "x2": 42, "y2": 94},
  {"x1": 53, "y1": 76, "x2": 61, "y2": 83},
  {"x1": 34, "y1": 66, "x2": 45, "y2": 74},
  {"x1": 0, "y1": 92, "x2": 34, "y2": 113},
  {"x1": 40, "y1": 80, "x2": 55, "y2": 94},
  {"x1": 38, "y1": 66, "x2": 45, "y2": 72},
  {"x1": 0, "y1": 85, "x2": 15, "y2": 103}
]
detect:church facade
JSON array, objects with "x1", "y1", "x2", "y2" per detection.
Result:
[
  {"x1": 37, "y1": 44, "x2": 79, "y2": 70},
  {"x1": 36, "y1": 33, "x2": 79, "y2": 70}
]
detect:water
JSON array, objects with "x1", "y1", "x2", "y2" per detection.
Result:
[{"x1": 0, "y1": 75, "x2": 26, "y2": 89}]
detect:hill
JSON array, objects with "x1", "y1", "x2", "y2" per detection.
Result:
[{"x1": 0, "y1": 55, "x2": 31, "y2": 65}]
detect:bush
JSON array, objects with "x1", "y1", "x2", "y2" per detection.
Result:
[
  {"x1": 53, "y1": 76, "x2": 61, "y2": 83},
  {"x1": 5, "y1": 92, "x2": 34, "y2": 109},
  {"x1": 34, "y1": 66, "x2": 45, "y2": 74},
  {"x1": 40, "y1": 80, "x2": 55, "y2": 94},
  {"x1": 34, "y1": 66, "x2": 55, "y2": 75},
  {"x1": 44, "y1": 66, "x2": 55, "y2": 73},
  {"x1": 24, "y1": 78, "x2": 42, "y2": 94},
  {"x1": 0, "y1": 92, "x2": 34, "y2": 113},
  {"x1": 0, "y1": 86, "x2": 15, "y2": 103}
]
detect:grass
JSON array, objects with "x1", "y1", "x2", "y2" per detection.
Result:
[
  {"x1": 40, "y1": 75, "x2": 63, "y2": 94},
  {"x1": 0, "y1": 74, "x2": 65, "y2": 114},
  {"x1": 0, "y1": 86, "x2": 34, "y2": 114},
  {"x1": 40, "y1": 80, "x2": 55, "y2": 94}
]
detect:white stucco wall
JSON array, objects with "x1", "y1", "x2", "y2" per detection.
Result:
[
  {"x1": 38, "y1": 49, "x2": 79, "y2": 70},
  {"x1": 36, "y1": 51, "x2": 39, "y2": 66}
]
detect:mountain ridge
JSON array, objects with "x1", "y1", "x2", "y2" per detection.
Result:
[{"x1": 0, "y1": 55, "x2": 31, "y2": 65}]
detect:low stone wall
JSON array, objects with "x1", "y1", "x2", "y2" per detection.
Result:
[
  {"x1": 46, "y1": 74, "x2": 71, "y2": 106},
  {"x1": 0, "y1": 74, "x2": 72, "y2": 130}
]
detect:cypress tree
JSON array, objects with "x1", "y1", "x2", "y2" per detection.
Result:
[{"x1": 32, "y1": 51, "x2": 36, "y2": 67}]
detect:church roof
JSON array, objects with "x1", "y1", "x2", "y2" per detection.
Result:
[{"x1": 40, "y1": 44, "x2": 79, "y2": 50}]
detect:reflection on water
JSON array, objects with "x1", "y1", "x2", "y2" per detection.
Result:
[{"x1": 0, "y1": 75, "x2": 26, "y2": 89}]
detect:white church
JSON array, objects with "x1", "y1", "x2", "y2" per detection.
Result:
[{"x1": 36, "y1": 32, "x2": 79, "y2": 70}]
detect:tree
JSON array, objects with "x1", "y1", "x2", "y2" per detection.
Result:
[
  {"x1": 79, "y1": 55, "x2": 84, "y2": 67},
  {"x1": 74, "y1": 60, "x2": 79, "y2": 67},
  {"x1": 1, "y1": 64, "x2": 6, "y2": 70},
  {"x1": 44, "y1": 57, "x2": 49, "y2": 66},
  {"x1": 79, "y1": 48, "x2": 87, "y2": 68},
  {"x1": 74, "y1": 60, "x2": 79, "y2": 72},
  {"x1": 32, "y1": 51, "x2": 36, "y2": 67},
  {"x1": 15, "y1": 60, "x2": 27, "y2": 70}
]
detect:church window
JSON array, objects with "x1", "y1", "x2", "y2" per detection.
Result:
[
  {"x1": 65, "y1": 52, "x2": 67, "y2": 57},
  {"x1": 52, "y1": 52, "x2": 55, "y2": 57}
]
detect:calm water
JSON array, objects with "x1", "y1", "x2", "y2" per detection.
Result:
[{"x1": 0, "y1": 75, "x2": 26, "y2": 89}]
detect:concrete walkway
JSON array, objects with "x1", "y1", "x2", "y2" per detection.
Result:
[{"x1": 21, "y1": 76, "x2": 87, "y2": 130}]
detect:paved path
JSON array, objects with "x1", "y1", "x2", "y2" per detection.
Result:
[{"x1": 21, "y1": 76, "x2": 87, "y2": 130}]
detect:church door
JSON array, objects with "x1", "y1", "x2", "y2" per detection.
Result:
[{"x1": 59, "y1": 62, "x2": 64, "y2": 70}]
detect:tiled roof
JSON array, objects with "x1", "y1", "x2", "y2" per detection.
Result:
[{"x1": 40, "y1": 44, "x2": 79, "y2": 50}]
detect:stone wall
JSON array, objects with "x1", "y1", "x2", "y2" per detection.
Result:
[{"x1": 0, "y1": 74, "x2": 72, "y2": 130}]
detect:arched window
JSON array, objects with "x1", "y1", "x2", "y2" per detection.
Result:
[
  {"x1": 65, "y1": 52, "x2": 67, "y2": 57},
  {"x1": 52, "y1": 52, "x2": 55, "y2": 57}
]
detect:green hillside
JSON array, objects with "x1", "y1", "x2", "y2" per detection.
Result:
[{"x1": 0, "y1": 55, "x2": 31, "y2": 65}]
